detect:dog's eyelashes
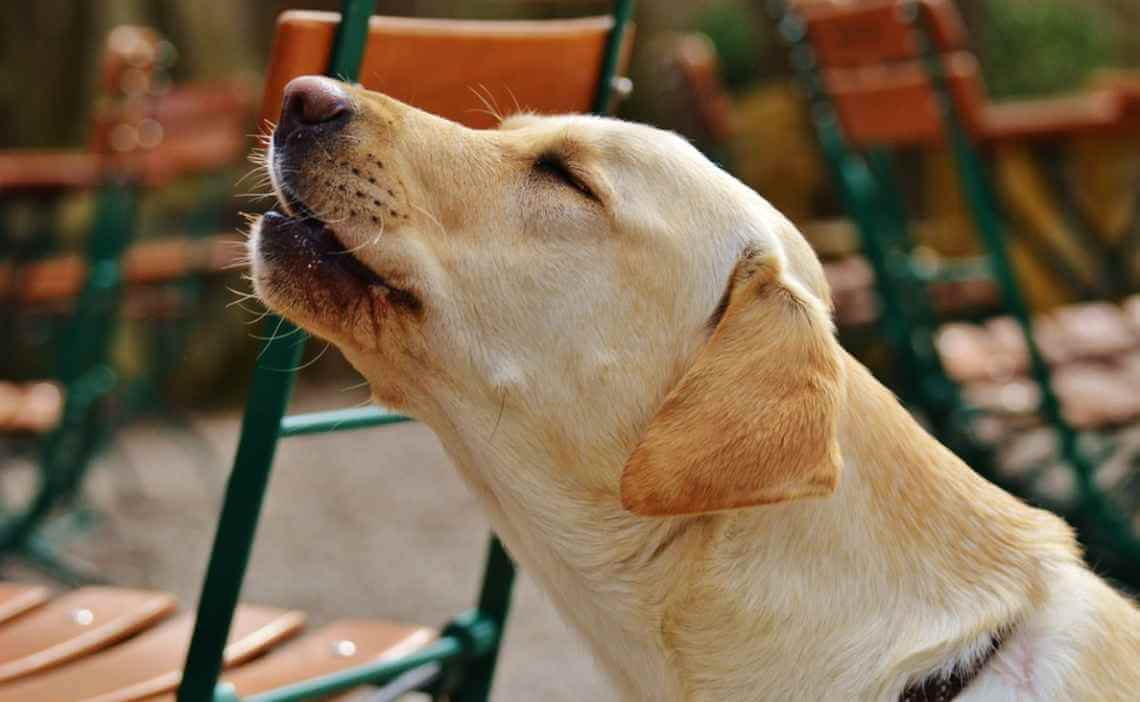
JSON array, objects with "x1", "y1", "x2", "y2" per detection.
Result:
[{"x1": 534, "y1": 153, "x2": 597, "y2": 202}]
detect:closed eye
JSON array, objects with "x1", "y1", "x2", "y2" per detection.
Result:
[{"x1": 534, "y1": 153, "x2": 597, "y2": 202}]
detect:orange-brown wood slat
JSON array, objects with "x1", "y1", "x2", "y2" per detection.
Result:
[
  {"x1": 0, "y1": 151, "x2": 101, "y2": 195},
  {"x1": 0, "y1": 606, "x2": 305, "y2": 702},
  {"x1": 140, "y1": 620, "x2": 434, "y2": 702},
  {"x1": 0, "y1": 233, "x2": 244, "y2": 305},
  {"x1": 0, "y1": 587, "x2": 176, "y2": 685},
  {"x1": 261, "y1": 12, "x2": 629, "y2": 128},
  {"x1": 801, "y1": 0, "x2": 966, "y2": 69},
  {"x1": 824, "y1": 53, "x2": 987, "y2": 147},
  {"x1": 981, "y1": 92, "x2": 1124, "y2": 143},
  {"x1": 0, "y1": 381, "x2": 63, "y2": 435},
  {"x1": 673, "y1": 34, "x2": 736, "y2": 142},
  {"x1": 136, "y1": 124, "x2": 250, "y2": 188},
  {"x1": 0, "y1": 584, "x2": 52, "y2": 625}
]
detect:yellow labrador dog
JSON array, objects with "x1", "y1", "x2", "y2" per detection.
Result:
[{"x1": 251, "y1": 76, "x2": 1140, "y2": 701}]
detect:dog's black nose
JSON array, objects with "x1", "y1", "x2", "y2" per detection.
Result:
[{"x1": 276, "y1": 76, "x2": 352, "y2": 143}]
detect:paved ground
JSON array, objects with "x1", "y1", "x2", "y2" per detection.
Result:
[{"x1": 34, "y1": 377, "x2": 615, "y2": 701}]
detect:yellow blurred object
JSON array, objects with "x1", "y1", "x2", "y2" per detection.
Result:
[{"x1": 729, "y1": 83, "x2": 827, "y2": 224}]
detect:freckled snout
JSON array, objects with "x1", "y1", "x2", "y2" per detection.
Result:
[{"x1": 275, "y1": 76, "x2": 353, "y2": 145}]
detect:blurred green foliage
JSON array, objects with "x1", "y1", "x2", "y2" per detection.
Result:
[
  {"x1": 693, "y1": 0, "x2": 767, "y2": 92},
  {"x1": 980, "y1": 0, "x2": 1119, "y2": 98}
]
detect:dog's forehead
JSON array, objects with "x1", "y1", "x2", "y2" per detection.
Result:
[{"x1": 499, "y1": 113, "x2": 698, "y2": 160}]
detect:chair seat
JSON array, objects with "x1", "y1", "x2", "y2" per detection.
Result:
[
  {"x1": 0, "y1": 587, "x2": 176, "y2": 684},
  {"x1": 0, "y1": 601, "x2": 305, "y2": 702},
  {"x1": 0, "y1": 381, "x2": 64, "y2": 434},
  {"x1": 0, "y1": 584, "x2": 435, "y2": 702},
  {"x1": 0, "y1": 583, "x2": 51, "y2": 624},
  {"x1": 141, "y1": 620, "x2": 435, "y2": 701}
]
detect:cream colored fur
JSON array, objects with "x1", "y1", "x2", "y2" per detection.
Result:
[{"x1": 250, "y1": 79, "x2": 1140, "y2": 701}]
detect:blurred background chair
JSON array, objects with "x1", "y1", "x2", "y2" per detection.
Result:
[
  {"x1": 0, "y1": 25, "x2": 254, "y2": 580},
  {"x1": 763, "y1": 0, "x2": 1140, "y2": 586}
]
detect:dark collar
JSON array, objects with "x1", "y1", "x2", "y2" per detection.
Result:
[{"x1": 899, "y1": 634, "x2": 1003, "y2": 702}]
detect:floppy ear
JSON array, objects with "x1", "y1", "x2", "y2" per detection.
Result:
[{"x1": 621, "y1": 251, "x2": 845, "y2": 516}]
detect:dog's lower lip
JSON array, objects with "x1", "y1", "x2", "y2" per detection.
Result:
[{"x1": 262, "y1": 208, "x2": 390, "y2": 290}]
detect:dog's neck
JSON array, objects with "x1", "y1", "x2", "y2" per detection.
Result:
[{"x1": 416, "y1": 351, "x2": 1079, "y2": 700}]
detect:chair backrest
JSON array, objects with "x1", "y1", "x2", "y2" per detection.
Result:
[
  {"x1": 672, "y1": 33, "x2": 735, "y2": 143},
  {"x1": 801, "y1": 0, "x2": 985, "y2": 147},
  {"x1": 91, "y1": 26, "x2": 256, "y2": 186},
  {"x1": 802, "y1": 0, "x2": 966, "y2": 67},
  {"x1": 261, "y1": 12, "x2": 634, "y2": 128},
  {"x1": 824, "y1": 52, "x2": 986, "y2": 147}
]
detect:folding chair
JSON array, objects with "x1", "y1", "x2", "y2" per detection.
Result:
[
  {"x1": 768, "y1": 0, "x2": 1140, "y2": 587},
  {"x1": 0, "y1": 26, "x2": 253, "y2": 581},
  {"x1": 176, "y1": 2, "x2": 635, "y2": 700}
]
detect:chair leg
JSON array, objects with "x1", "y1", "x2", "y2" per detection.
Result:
[
  {"x1": 447, "y1": 537, "x2": 516, "y2": 702},
  {"x1": 0, "y1": 181, "x2": 140, "y2": 578},
  {"x1": 178, "y1": 316, "x2": 306, "y2": 702}
]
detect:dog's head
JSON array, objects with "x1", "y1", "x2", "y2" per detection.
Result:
[{"x1": 251, "y1": 76, "x2": 845, "y2": 516}]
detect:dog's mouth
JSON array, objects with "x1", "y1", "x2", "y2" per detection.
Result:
[
  {"x1": 260, "y1": 206, "x2": 394, "y2": 290},
  {"x1": 258, "y1": 198, "x2": 421, "y2": 316}
]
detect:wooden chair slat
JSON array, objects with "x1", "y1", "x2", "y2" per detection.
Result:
[
  {"x1": 90, "y1": 82, "x2": 256, "y2": 185},
  {"x1": 143, "y1": 81, "x2": 255, "y2": 134},
  {"x1": 0, "y1": 233, "x2": 243, "y2": 305},
  {"x1": 0, "y1": 588, "x2": 176, "y2": 684},
  {"x1": 673, "y1": 34, "x2": 736, "y2": 142},
  {"x1": 1110, "y1": 75, "x2": 1140, "y2": 123},
  {"x1": 0, "y1": 151, "x2": 101, "y2": 195},
  {"x1": 0, "y1": 584, "x2": 51, "y2": 625},
  {"x1": 981, "y1": 91, "x2": 1123, "y2": 143},
  {"x1": 824, "y1": 53, "x2": 986, "y2": 147},
  {"x1": 0, "y1": 607, "x2": 305, "y2": 702},
  {"x1": 0, "y1": 381, "x2": 63, "y2": 435},
  {"x1": 802, "y1": 0, "x2": 967, "y2": 69},
  {"x1": 140, "y1": 620, "x2": 434, "y2": 701},
  {"x1": 262, "y1": 12, "x2": 629, "y2": 128}
]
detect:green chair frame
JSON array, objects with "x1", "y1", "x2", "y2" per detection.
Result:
[
  {"x1": 769, "y1": 0, "x2": 1140, "y2": 587},
  {"x1": 0, "y1": 179, "x2": 138, "y2": 583},
  {"x1": 176, "y1": 2, "x2": 635, "y2": 700},
  {"x1": 0, "y1": 36, "x2": 250, "y2": 583}
]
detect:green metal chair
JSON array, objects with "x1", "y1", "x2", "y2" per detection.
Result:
[
  {"x1": 176, "y1": 2, "x2": 634, "y2": 700},
  {"x1": 0, "y1": 28, "x2": 172, "y2": 581},
  {"x1": 0, "y1": 27, "x2": 252, "y2": 582},
  {"x1": 768, "y1": 0, "x2": 1140, "y2": 587}
]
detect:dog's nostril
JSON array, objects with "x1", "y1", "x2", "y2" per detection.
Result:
[{"x1": 276, "y1": 76, "x2": 352, "y2": 143}]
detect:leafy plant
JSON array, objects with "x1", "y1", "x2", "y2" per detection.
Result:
[
  {"x1": 694, "y1": 0, "x2": 768, "y2": 92},
  {"x1": 980, "y1": 0, "x2": 1118, "y2": 98}
]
